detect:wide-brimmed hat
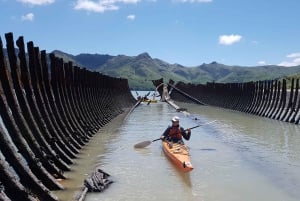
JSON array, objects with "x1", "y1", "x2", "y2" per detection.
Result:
[{"x1": 171, "y1": 116, "x2": 180, "y2": 122}]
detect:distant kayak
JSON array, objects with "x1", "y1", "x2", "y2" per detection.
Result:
[
  {"x1": 142, "y1": 99, "x2": 158, "y2": 103},
  {"x1": 162, "y1": 140, "x2": 193, "y2": 172}
]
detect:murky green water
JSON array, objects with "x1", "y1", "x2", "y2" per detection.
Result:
[{"x1": 53, "y1": 93, "x2": 300, "y2": 201}]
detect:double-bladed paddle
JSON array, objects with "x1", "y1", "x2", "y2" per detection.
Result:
[
  {"x1": 134, "y1": 138, "x2": 161, "y2": 148},
  {"x1": 133, "y1": 120, "x2": 216, "y2": 148}
]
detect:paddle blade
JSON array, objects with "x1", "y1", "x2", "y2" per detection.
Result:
[{"x1": 134, "y1": 141, "x2": 151, "y2": 148}]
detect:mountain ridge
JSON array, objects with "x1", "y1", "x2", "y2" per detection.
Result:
[{"x1": 51, "y1": 50, "x2": 300, "y2": 90}]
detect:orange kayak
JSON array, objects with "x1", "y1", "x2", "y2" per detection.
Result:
[
  {"x1": 142, "y1": 99, "x2": 158, "y2": 103},
  {"x1": 162, "y1": 140, "x2": 193, "y2": 172}
]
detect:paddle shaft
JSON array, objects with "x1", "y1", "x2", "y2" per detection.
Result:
[
  {"x1": 191, "y1": 120, "x2": 217, "y2": 129},
  {"x1": 134, "y1": 120, "x2": 216, "y2": 148},
  {"x1": 188, "y1": 125, "x2": 200, "y2": 130},
  {"x1": 160, "y1": 120, "x2": 216, "y2": 139},
  {"x1": 158, "y1": 120, "x2": 216, "y2": 140},
  {"x1": 152, "y1": 138, "x2": 161, "y2": 142}
]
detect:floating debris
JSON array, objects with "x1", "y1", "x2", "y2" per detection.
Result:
[{"x1": 84, "y1": 167, "x2": 113, "y2": 192}]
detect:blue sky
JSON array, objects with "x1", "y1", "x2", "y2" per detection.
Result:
[{"x1": 1, "y1": 0, "x2": 300, "y2": 67}]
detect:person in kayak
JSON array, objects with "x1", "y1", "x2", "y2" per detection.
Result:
[{"x1": 160, "y1": 116, "x2": 191, "y2": 144}]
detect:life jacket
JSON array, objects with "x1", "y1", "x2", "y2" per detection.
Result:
[{"x1": 169, "y1": 126, "x2": 182, "y2": 140}]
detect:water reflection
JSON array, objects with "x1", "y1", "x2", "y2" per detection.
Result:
[
  {"x1": 162, "y1": 149, "x2": 193, "y2": 188},
  {"x1": 54, "y1": 98, "x2": 300, "y2": 201},
  {"x1": 178, "y1": 102, "x2": 300, "y2": 200}
]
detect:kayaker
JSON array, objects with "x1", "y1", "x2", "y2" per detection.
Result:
[{"x1": 160, "y1": 116, "x2": 191, "y2": 144}]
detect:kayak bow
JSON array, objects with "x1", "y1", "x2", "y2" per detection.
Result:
[{"x1": 162, "y1": 140, "x2": 193, "y2": 172}]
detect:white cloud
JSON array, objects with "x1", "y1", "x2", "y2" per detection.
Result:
[
  {"x1": 74, "y1": 0, "x2": 118, "y2": 12},
  {"x1": 278, "y1": 52, "x2": 300, "y2": 67},
  {"x1": 127, "y1": 14, "x2": 135, "y2": 20},
  {"x1": 17, "y1": 0, "x2": 55, "y2": 5},
  {"x1": 258, "y1": 61, "x2": 266, "y2": 65},
  {"x1": 74, "y1": 0, "x2": 140, "y2": 13},
  {"x1": 286, "y1": 52, "x2": 300, "y2": 58},
  {"x1": 21, "y1": 13, "x2": 34, "y2": 21},
  {"x1": 219, "y1": 34, "x2": 242, "y2": 45},
  {"x1": 173, "y1": 0, "x2": 212, "y2": 2}
]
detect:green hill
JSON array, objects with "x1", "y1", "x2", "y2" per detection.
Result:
[{"x1": 52, "y1": 50, "x2": 300, "y2": 90}]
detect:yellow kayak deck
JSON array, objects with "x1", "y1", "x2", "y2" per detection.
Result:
[
  {"x1": 142, "y1": 99, "x2": 158, "y2": 103},
  {"x1": 162, "y1": 141, "x2": 193, "y2": 172}
]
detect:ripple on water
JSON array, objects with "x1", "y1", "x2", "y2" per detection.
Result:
[{"x1": 56, "y1": 100, "x2": 300, "y2": 201}]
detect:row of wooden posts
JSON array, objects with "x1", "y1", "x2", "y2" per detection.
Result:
[
  {"x1": 2, "y1": 30, "x2": 298, "y2": 200},
  {"x1": 153, "y1": 78, "x2": 300, "y2": 124},
  {"x1": 0, "y1": 32, "x2": 136, "y2": 201}
]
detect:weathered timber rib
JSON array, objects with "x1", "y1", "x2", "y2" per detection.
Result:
[
  {"x1": 42, "y1": 53, "x2": 79, "y2": 156},
  {"x1": 85, "y1": 71, "x2": 104, "y2": 128},
  {"x1": 6, "y1": 34, "x2": 70, "y2": 174},
  {"x1": 290, "y1": 79, "x2": 300, "y2": 123},
  {"x1": 262, "y1": 81, "x2": 274, "y2": 117},
  {"x1": 65, "y1": 63, "x2": 94, "y2": 137},
  {"x1": 238, "y1": 82, "x2": 253, "y2": 112},
  {"x1": 0, "y1": 31, "x2": 137, "y2": 199},
  {"x1": 67, "y1": 63, "x2": 94, "y2": 136},
  {"x1": 252, "y1": 81, "x2": 263, "y2": 115},
  {"x1": 258, "y1": 81, "x2": 270, "y2": 116},
  {"x1": 270, "y1": 81, "x2": 281, "y2": 119},
  {"x1": 241, "y1": 82, "x2": 254, "y2": 112},
  {"x1": 95, "y1": 74, "x2": 115, "y2": 125},
  {"x1": 245, "y1": 81, "x2": 257, "y2": 113},
  {"x1": 87, "y1": 70, "x2": 114, "y2": 127},
  {"x1": 29, "y1": 44, "x2": 74, "y2": 167},
  {"x1": 72, "y1": 66, "x2": 97, "y2": 131},
  {"x1": 92, "y1": 76, "x2": 112, "y2": 126},
  {"x1": 0, "y1": 154, "x2": 36, "y2": 201},
  {"x1": 0, "y1": 189, "x2": 11, "y2": 201},
  {"x1": 0, "y1": 36, "x2": 63, "y2": 189},
  {"x1": 275, "y1": 80, "x2": 287, "y2": 120},
  {"x1": 77, "y1": 67, "x2": 101, "y2": 129},
  {"x1": 58, "y1": 62, "x2": 88, "y2": 144},
  {"x1": 0, "y1": 191, "x2": 11, "y2": 201},
  {"x1": 40, "y1": 50, "x2": 75, "y2": 163},
  {"x1": 50, "y1": 54, "x2": 82, "y2": 150},
  {"x1": 153, "y1": 77, "x2": 300, "y2": 124},
  {"x1": 72, "y1": 66, "x2": 97, "y2": 133},
  {"x1": 56, "y1": 58, "x2": 86, "y2": 146},
  {"x1": 88, "y1": 71, "x2": 110, "y2": 124},
  {"x1": 0, "y1": 69, "x2": 64, "y2": 188},
  {"x1": 282, "y1": 78, "x2": 295, "y2": 122},
  {"x1": 0, "y1": 91, "x2": 59, "y2": 200},
  {"x1": 295, "y1": 82, "x2": 300, "y2": 124},
  {"x1": 84, "y1": 69, "x2": 104, "y2": 129}
]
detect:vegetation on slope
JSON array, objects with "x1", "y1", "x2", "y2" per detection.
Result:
[{"x1": 52, "y1": 50, "x2": 300, "y2": 90}]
